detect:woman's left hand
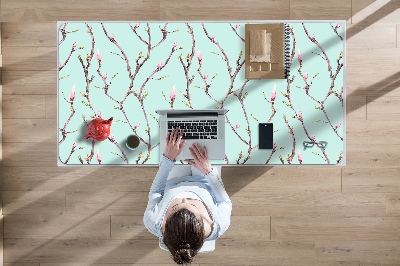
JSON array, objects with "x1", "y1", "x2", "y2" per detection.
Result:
[{"x1": 164, "y1": 127, "x2": 186, "y2": 161}]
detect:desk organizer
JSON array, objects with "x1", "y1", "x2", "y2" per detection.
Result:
[{"x1": 58, "y1": 21, "x2": 345, "y2": 165}]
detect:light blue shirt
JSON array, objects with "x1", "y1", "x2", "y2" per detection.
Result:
[{"x1": 143, "y1": 155, "x2": 232, "y2": 241}]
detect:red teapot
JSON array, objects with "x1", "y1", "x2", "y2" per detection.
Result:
[{"x1": 84, "y1": 117, "x2": 113, "y2": 141}]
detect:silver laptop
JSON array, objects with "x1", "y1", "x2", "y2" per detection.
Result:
[{"x1": 156, "y1": 109, "x2": 228, "y2": 160}]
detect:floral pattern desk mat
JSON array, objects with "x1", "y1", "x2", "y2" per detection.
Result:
[{"x1": 58, "y1": 21, "x2": 345, "y2": 165}]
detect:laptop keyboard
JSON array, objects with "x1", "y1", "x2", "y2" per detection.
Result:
[{"x1": 168, "y1": 120, "x2": 218, "y2": 139}]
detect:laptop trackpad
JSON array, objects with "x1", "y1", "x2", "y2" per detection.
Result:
[{"x1": 180, "y1": 140, "x2": 221, "y2": 160}]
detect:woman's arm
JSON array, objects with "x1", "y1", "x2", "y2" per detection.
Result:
[
  {"x1": 143, "y1": 128, "x2": 186, "y2": 236},
  {"x1": 205, "y1": 167, "x2": 232, "y2": 237},
  {"x1": 143, "y1": 155, "x2": 175, "y2": 236}
]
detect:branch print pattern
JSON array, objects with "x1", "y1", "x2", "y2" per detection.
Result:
[{"x1": 58, "y1": 22, "x2": 345, "y2": 165}]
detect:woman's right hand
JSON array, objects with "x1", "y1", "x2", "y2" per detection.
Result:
[{"x1": 184, "y1": 143, "x2": 212, "y2": 175}]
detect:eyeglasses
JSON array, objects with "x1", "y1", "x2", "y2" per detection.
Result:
[{"x1": 303, "y1": 141, "x2": 328, "y2": 149}]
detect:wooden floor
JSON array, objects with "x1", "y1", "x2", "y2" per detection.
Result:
[{"x1": 2, "y1": 0, "x2": 400, "y2": 265}]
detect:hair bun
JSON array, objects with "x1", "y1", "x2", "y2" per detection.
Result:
[
  {"x1": 179, "y1": 242, "x2": 191, "y2": 250},
  {"x1": 174, "y1": 247, "x2": 193, "y2": 264}
]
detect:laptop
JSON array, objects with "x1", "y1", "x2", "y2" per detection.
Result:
[{"x1": 155, "y1": 109, "x2": 228, "y2": 160}]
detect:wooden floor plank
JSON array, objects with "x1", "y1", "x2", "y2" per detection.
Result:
[
  {"x1": 2, "y1": 0, "x2": 400, "y2": 265},
  {"x1": 0, "y1": 0, "x2": 160, "y2": 22},
  {"x1": 351, "y1": 0, "x2": 376, "y2": 24},
  {"x1": 223, "y1": 166, "x2": 341, "y2": 193},
  {"x1": 346, "y1": 49, "x2": 400, "y2": 97},
  {"x1": 0, "y1": 216, "x2": 3, "y2": 266},
  {"x1": 66, "y1": 191, "x2": 148, "y2": 216},
  {"x1": 231, "y1": 192, "x2": 386, "y2": 217},
  {"x1": 2, "y1": 70, "x2": 56, "y2": 95},
  {"x1": 3, "y1": 191, "x2": 65, "y2": 215},
  {"x1": 346, "y1": 143, "x2": 400, "y2": 168},
  {"x1": 2, "y1": 48, "x2": 56, "y2": 71},
  {"x1": 221, "y1": 216, "x2": 270, "y2": 240},
  {"x1": 111, "y1": 216, "x2": 153, "y2": 240},
  {"x1": 398, "y1": 24, "x2": 400, "y2": 48},
  {"x1": 316, "y1": 240, "x2": 400, "y2": 264},
  {"x1": 4, "y1": 263, "x2": 39, "y2": 266},
  {"x1": 290, "y1": 0, "x2": 351, "y2": 20},
  {"x1": 346, "y1": 96, "x2": 366, "y2": 120},
  {"x1": 272, "y1": 216, "x2": 400, "y2": 241},
  {"x1": 367, "y1": 96, "x2": 400, "y2": 120},
  {"x1": 2, "y1": 166, "x2": 157, "y2": 192},
  {"x1": 3, "y1": 95, "x2": 46, "y2": 119},
  {"x1": 45, "y1": 95, "x2": 57, "y2": 118},
  {"x1": 2, "y1": 142, "x2": 57, "y2": 167},
  {"x1": 4, "y1": 238, "x2": 315, "y2": 265},
  {"x1": 346, "y1": 120, "x2": 400, "y2": 145},
  {"x1": 2, "y1": 119, "x2": 56, "y2": 143},
  {"x1": 4, "y1": 214, "x2": 110, "y2": 240},
  {"x1": 351, "y1": 0, "x2": 400, "y2": 25},
  {"x1": 386, "y1": 194, "x2": 400, "y2": 216},
  {"x1": 160, "y1": 0, "x2": 290, "y2": 20},
  {"x1": 41, "y1": 264, "x2": 196, "y2": 266},
  {"x1": 347, "y1": 23, "x2": 397, "y2": 49},
  {"x1": 343, "y1": 168, "x2": 400, "y2": 193},
  {"x1": 1, "y1": 23, "x2": 56, "y2": 46}
]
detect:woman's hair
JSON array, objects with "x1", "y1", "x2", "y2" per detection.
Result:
[{"x1": 163, "y1": 208, "x2": 206, "y2": 265}]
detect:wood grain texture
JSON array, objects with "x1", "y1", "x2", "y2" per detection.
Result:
[
  {"x1": 3, "y1": 95, "x2": 46, "y2": 119},
  {"x1": 221, "y1": 216, "x2": 270, "y2": 240},
  {"x1": 66, "y1": 191, "x2": 148, "y2": 216},
  {"x1": 346, "y1": 96, "x2": 366, "y2": 119},
  {"x1": 351, "y1": 0, "x2": 400, "y2": 25},
  {"x1": 346, "y1": 143, "x2": 400, "y2": 168},
  {"x1": 351, "y1": 0, "x2": 376, "y2": 24},
  {"x1": 223, "y1": 166, "x2": 341, "y2": 193},
  {"x1": 0, "y1": 216, "x2": 3, "y2": 266},
  {"x1": 290, "y1": 0, "x2": 351, "y2": 20},
  {"x1": 231, "y1": 192, "x2": 386, "y2": 217},
  {"x1": 2, "y1": 0, "x2": 400, "y2": 265},
  {"x1": 2, "y1": 166, "x2": 157, "y2": 192},
  {"x1": 347, "y1": 23, "x2": 397, "y2": 49},
  {"x1": 2, "y1": 119, "x2": 56, "y2": 143},
  {"x1": 1, "y1": 23, "x2": 56, "y2": 47},
  {"x1": 346, "y1": 48, "x2": 400, "y2": 97},
  {"x1": 45, "y1": 95, "x2": 57, "y2": 119},
  {"x1": 41, "y1": 264, "x2": 198, "y2": 266},
  {"x1": 343, "y1": 168, "x2": 400, "y2": 193},
  {"x1": 111, "y1": 216, "x2": 153, "y2": 240},
  {"x1": 4, "y1": 238, "x2": 315, "y2": 265},
  {"x1": 4, "y1": 214, "x2": 110, "y2": 239},
  {"x1": 397, "y1": 24, "x2": 400, "y2": 48},
  {"x1": 2, "y1": 48, "x2": 56, "y2": 71},
  {"x1": 346, "y1": 120, "x2": 400, "y2": 145},
  {"x1": 2, "y1": 142, "x2": 57, "y2": 167},
  {"x1": 272, "y1": 216, "x2": 400, "y2": 240},
  {"x1": 0, "y1": 0, "x2": 160, "y2": 22},
  {"x1": 160, "y1": 0, "x2": 290, "y2": 20},
  {"x1": 386, "y1": 194, "x2": 400, "y2": 216},
  {"x1": 2, "y1": 70, "x2": 56, "y2": 95},
  {"x1": 2, "y1": 191, "x2": 65, "y2": 215},
  {"x1": 316, "y1": 240, "x2": 400, "y2": 264},
  {"x1": 367, "y1": 96, "x2": 400, "y2": 120},
  {"x1": 4, "y1": 263, "x2": 39, "y2": 266}
]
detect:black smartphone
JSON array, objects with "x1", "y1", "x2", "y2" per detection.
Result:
[{"x1": 258, "y1": 123, "x2": 273, "y2": 149}]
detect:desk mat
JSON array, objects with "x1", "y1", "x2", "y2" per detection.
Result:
[{"x1": 58, "y1": 22, "x2": 345, "y2": 165}]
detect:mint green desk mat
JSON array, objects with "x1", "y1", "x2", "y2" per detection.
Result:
[{"x1": 58, "y1": 22, "x2": 345, "y2": 165}]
